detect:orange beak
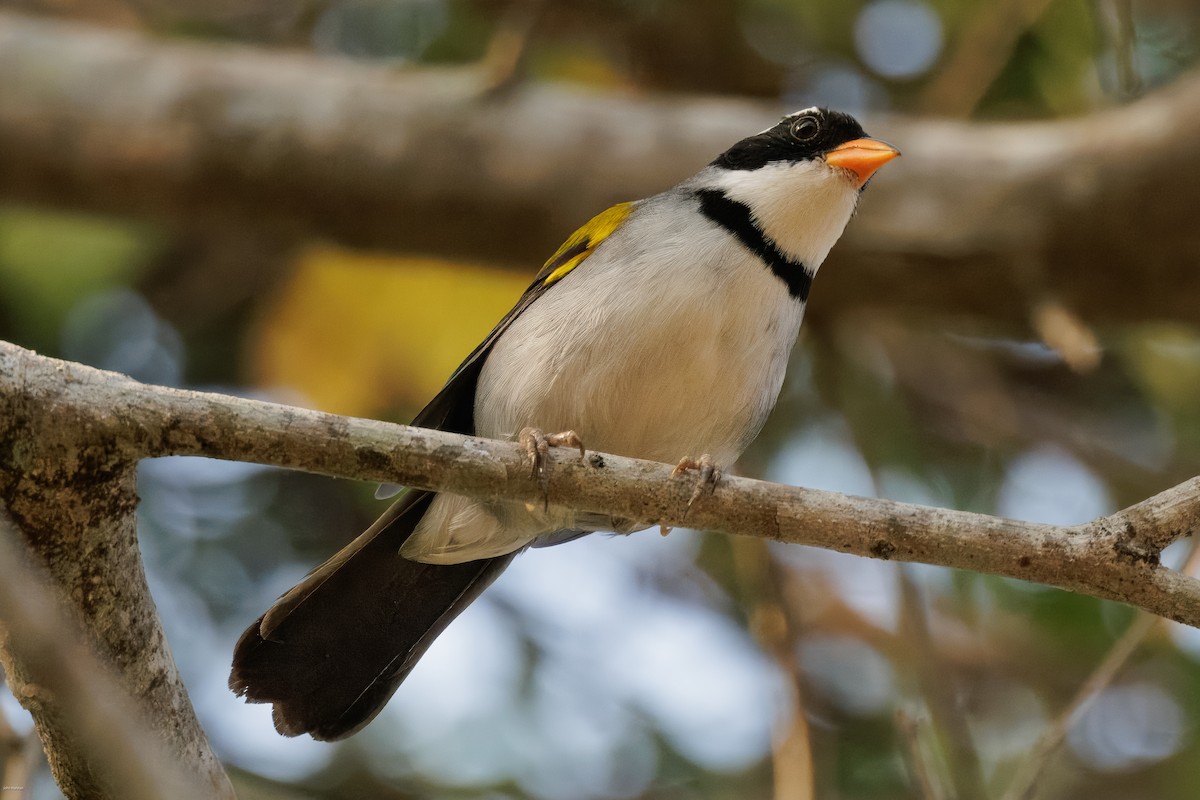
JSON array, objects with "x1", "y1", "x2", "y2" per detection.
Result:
[{"x1": 825, "y1": 137, "x2": 900, "y2": 186}]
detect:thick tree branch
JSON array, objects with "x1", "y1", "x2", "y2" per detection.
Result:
[
  {"x1": 0, "y1": 340, "x2": 234, "y2": 797},
  {"x1": 2, "y1": 13, "x2": 1200, "y2": 327},
  {"x1": 0, "y1": 509, "x2": 215, "y2": 800},
  {"x1": 2, "y1": 340, "x2": 1199, "y2": 639}
]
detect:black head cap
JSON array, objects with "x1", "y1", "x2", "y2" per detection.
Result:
[{"x1": 712, "y1": 108, "x2": 867, "y2": 171}]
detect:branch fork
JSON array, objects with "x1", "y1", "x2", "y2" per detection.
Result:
[{"x1": 2, "y1": 338, "x2": 1200, "y2": 795}]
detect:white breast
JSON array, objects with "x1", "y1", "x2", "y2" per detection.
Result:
[
  {"x1": 403, "y1": 193, "x2": 807, "y2": 564},
  {"x1": 475, "y1": 195, "x2": 805, "y2": 465}
]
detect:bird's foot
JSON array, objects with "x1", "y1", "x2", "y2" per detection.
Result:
[
  {"x1": 518, "y1": 427, "x2": 586, "y2": 505},
  {"x1": 671, "y1": 453, "x2": 721, "y2": 513}
]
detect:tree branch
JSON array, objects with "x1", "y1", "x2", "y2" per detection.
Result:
[
  {"x1": 0, "y1": 339, "x2": 234, "y2": 798},
  {"x1": 0, "y1": 509, "x2": 218, "y2": 800},
  {"x1": 1000, "y1": 541, "x2": 1200, "y2": 800},
  {"x1": 2, "y1": 12, "x2": 1200, "y2": 327},
  {"x1": 2, "y1": 339, "x2": 1199, "y2": 641}
]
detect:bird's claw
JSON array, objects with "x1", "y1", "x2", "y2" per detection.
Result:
[
  {"x1": 518, "y1": 427, "x2": 586, "y2": 508},
  {"x1": 671, "y1": 454, "x2": 721, "y2": 515}
]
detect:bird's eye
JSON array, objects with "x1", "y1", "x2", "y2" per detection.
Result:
[{"x1": 791, "y1": 116, "x2": 820, "y2": 141}]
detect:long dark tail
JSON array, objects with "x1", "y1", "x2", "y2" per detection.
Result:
[{"x1": 229, "y1": 491, "x2": 515, "y2": 740}]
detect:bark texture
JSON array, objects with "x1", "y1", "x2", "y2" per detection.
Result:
[
  {"x1": 0, "y1": 346, "x2": 234, "y2": 798},
  {"x1": 2, "y1": 340, "x2": 1198, "y2": 633},
  {"x1": 0, "y1": 510, "x2": 220, "y2": 800}
]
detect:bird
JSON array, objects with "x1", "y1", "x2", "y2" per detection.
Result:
[{"x1": 230, "y1": 106, "x2": 899, "y2": 740}]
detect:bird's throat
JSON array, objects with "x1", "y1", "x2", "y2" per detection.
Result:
[{"x1": 696, "y1": 189, "x2": 814, "y2": 302}]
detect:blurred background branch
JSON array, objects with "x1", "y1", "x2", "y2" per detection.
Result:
[
  {"x1": 1002, "y1": 541, "x2": 1200, "y2": 800},
  {"x1": 0, "y1": 691, "x2": 40, "y2": 800},
  {"x1": 918, "y1": 0, "x2": 1058, "y2": 116},
  {"x1": 730, "y1": 539, "x2": 817, "y2": 800},
  {"x1": 897, "y1": 569, "x2": 988, "y2": 798},
  {"x1": 3, "y1": 11, "x2": 1200, "y2": 333}
]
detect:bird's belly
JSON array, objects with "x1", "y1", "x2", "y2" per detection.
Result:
[
  {"x1": 547, "y1": 319, "x2": 785, "y2": 465},
  {"x1": 475, "y1": 257, "x2": 804, "y2": 467},
  {"x1": 410, "y1": 242, "x2": 806, "y2": 562}
]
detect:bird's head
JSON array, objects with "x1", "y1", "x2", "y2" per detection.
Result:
[{"x1": 696, "y1": 107, "x2": 899, "y2": 274}]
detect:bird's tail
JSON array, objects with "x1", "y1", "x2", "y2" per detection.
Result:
[{"x1": 229, "y1": 490, "x2": 515, "y2": 740}]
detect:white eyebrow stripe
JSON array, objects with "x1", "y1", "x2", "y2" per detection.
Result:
[{"x1": 755, "y1": 107, "x2": 822, "y2": 135}]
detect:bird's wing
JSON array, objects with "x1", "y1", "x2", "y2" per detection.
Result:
[
  {"x1": 231, "y1": 490, "x2": 518, "y2": 739},
  {"x1": 410, "y1": 200, "x2": 636, "y2": 435},
  {"x1": 232, "y1": 202, "x2": 640, "y2": 739}
]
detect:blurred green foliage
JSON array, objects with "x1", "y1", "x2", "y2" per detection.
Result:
[{"x1": 0, "y1": 208, "x2": 161, "y2": 352}]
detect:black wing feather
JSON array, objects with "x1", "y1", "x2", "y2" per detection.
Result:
[
  {"x1": 412, "y1": 275, "x2": 551, "y2": 433},
  {"x1": 230, "y1": 275, "x2": 556, "y2": 740}
]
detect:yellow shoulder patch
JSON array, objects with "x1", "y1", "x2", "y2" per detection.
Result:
[{"x1": 539, "y1": 202, "x2": 634, "y2": 287}]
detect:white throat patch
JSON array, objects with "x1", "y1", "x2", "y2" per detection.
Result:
[{"x1": 704, "y1": 160, "x2": 860, "y2": 272}]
